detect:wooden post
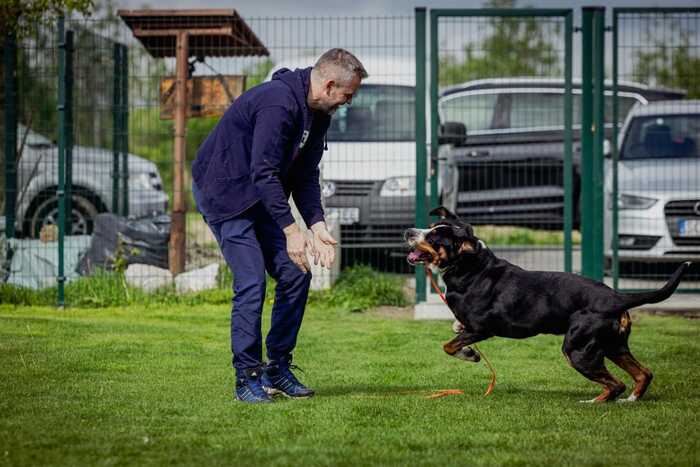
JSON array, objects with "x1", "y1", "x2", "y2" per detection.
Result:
[{"x1": 170, "y1": 30, "x2": 188, "y2": 275}]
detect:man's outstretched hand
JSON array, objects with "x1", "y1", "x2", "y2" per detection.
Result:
[
  {"x1": 283, "y1": 223, "x2": 311, "y2": 273},
  {"x1": 309, "y1": 221, "x2": 338, "y2": 269}
]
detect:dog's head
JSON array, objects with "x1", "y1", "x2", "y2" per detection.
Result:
[{"x1": 404, "y1": 206, "x2": 481, "y2": 269}]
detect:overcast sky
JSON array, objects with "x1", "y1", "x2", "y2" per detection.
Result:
[{"x1": 114, "y1": 0, "x2": 700, "y2": 19}]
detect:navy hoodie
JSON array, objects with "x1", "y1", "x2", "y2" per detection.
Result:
[{"x1": 191, "y1": 67, "x2": 330, "y2": 229}]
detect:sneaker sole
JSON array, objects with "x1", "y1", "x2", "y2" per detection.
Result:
[
  {"x1": 235, "y1": 395, "x2": 274, "y2": 404},
  {"x1": 263, "y1": 386, "x2": 314, "y2": 399}
]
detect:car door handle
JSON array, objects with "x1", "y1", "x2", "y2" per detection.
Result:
[{"x1": 468, "y1": 150, "x2": 490, "y2": 158}]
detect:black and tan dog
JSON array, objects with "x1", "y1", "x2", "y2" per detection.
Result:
[{"x1": 405, "y1": 206, "x2": 691, "y2": 402}]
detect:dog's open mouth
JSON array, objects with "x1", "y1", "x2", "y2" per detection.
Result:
[{"x1": 407, "y1": 249, "x2": 433, "y2": 265}]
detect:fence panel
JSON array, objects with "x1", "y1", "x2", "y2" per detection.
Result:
[
  {"x1": 611, "y1": 8, "x2": 700, "y2": 292},
  {"x1": 2, "y1": 14, "x2": 417, "y2": 303},
  {"x1": 428, "y1": 8, "x2": 575, "y2": 291}
]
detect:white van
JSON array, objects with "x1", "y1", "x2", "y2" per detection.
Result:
[{"x1": 267, "y1": 55, "x2": 416, "y2": 252}]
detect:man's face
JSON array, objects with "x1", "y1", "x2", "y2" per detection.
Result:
[{"x1": 319, "y1": 74, "x2": 361, "y2": 115}]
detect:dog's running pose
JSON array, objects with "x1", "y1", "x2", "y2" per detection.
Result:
[{"x1": 405, "y1": 207, "x2": 691, "y2": 403}]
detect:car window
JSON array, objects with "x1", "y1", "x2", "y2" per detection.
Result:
[
  {"x1": 510, "y1": 93, "x2": 564, "y2": 129},
  {"x1": 621, "y1": 115, "x2": 700, "y2": 160},
  {"x1": 607, "y1": 96, "x2": 639, "y2": 124},
  {"x1": 326, "y1": 84, "x2": 415, "y2": 142},
  {"x1": 439, "y1": 93, "x2": 498, "y2": 132},
  {"x1": 509, "y1": 93, "x2": 641, "y2": 130}
]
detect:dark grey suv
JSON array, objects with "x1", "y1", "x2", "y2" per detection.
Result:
[{"x1": 438, "y1": 78, "x2": 684, "y2": 229}]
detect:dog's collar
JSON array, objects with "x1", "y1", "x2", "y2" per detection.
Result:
[
  {"x1": 439, "y1": 239, "x2": 487, "y2": 277},
  {"x1": 439, "y1": 260, "x2": 461, "y2": 277}
]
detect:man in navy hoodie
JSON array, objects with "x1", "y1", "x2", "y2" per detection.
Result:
[{"x1": 192, "y1": 49, "x2": 367, "y2": 403}]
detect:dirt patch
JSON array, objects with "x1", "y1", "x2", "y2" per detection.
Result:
[{"x1": 368, "y1": 306, "x2": 414, "y2": 320}]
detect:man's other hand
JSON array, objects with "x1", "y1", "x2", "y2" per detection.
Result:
[
  {"x1": 310, "y1": 221, "x2": 338, "y2": 269},
  {"x1": 283, "y1": 223, "x2": 310, "y2": 273}
]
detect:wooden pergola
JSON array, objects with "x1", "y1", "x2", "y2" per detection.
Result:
[{"x1": 118, "y1": 9, "x2": 269, "y2": 275}]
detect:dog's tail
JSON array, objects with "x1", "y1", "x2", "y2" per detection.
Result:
[{"x1": 620, "y1": 261, "x2": 692, "y2": 310}]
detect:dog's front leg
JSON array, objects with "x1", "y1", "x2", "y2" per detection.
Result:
[{"x1": 443, "y1": 333, "x2": 486, "y2": 363}]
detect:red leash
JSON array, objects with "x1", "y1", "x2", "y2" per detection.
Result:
[{"x1": 426, "y1": 267, "x2": 497, "y2": 396}]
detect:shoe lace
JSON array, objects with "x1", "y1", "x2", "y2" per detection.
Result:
[{"x1": 280, "y1": 364, "x2": 305, "y2": 387}]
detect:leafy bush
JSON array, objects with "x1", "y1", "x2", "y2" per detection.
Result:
[{"x1": 311, "y1": 265, "x2": 408, "y2": 312}]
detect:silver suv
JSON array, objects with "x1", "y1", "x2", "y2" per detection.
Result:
[{"x1": 12, "y1": 124, "x2": 168, "y2": 238}]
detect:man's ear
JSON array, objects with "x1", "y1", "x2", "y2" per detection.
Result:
[{"x1": 430, "y1": 206, "x2": 458, "y2": 220}]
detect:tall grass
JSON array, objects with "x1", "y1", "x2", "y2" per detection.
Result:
[{"x1": 0, "y1": 265, "x2": 409, "y2": 311}]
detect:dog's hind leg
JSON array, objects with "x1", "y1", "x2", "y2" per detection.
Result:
[
  {"x1": 567, "y1": 348, "x2": 627, "y2": 402},
  {"x1": 608, "y1": 352, "x2": 653, "y2": 402},
  {"x1": 563, "y1": 317, "x2": 626, "y2": 402},
  {"x1": 604, "y1": 312, "x2": 654, "y2": 402}
]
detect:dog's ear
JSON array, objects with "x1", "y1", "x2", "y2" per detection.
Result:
[
  {"x1": 458, "y1": 239, "x2": 476, "y2": 254},
  {"x1": 430, "y1": 206, "x2": 458, "y2": 220}
]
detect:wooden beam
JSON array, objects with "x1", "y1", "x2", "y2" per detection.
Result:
[
  {"x1": 169, "y1": 30, "x2": 188, "y2": 276},
  {"x1": 132, "y1": 26, "x2": 233, "y2": 37}
]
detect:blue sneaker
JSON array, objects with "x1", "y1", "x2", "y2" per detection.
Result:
[
  {"x1": 235, "y1": 367, "x2": 274, "y2": 404},
  {"x1": 262, "y1": 359, "x2": 315, "y2": 399}
]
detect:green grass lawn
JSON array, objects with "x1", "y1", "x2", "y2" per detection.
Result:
[{"x1": 1, "y1": 304, "x2": 699, "y2": 466}]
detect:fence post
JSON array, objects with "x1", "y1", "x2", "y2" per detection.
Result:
[
  {"x1": 415, "y1": 7, "x2": 427, "y2": 303},
  {"x1": 112, "y1": 44, "x2": 121, "y2": 214},
  {"x1": 65, "y1": 30, "x2": 74, "y2": 234},
  {"x1": 581, "y1": 6, "x2": 606, "y2": 281},
  {"x1": 120, "y1": 44, "x2": 129, "y2": 217},
  {"x1": 592, "y1": 7, "x2": 606, "y2": 281},
  {"x1": 611, "y1": 10, "x2": 620, "y2": 289},
  {"x1": 3, "y1": 32, "x2": 17, "y2": 239},
  {"x1": 429, "y1": 10, "x2": 439, "y2": 220},
  {"x1": 57, "y1": 16, "x2": 67, "y2": 307},
  {"x1": 563, "y1": 11, "x2": 573, "y2": 273}
]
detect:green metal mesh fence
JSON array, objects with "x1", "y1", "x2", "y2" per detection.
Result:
[
  {"x1": 611, "y1": 8, "x2": 700, "y2": 291},
  {"x1": 2, "y1": 14, "x2": 416, "y2": 303},
  {"x1": 432, "y1": 10, "x2": 576, "y2": 276}
]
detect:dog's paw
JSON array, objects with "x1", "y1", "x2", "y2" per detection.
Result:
[
  {"x1": 617, "y1": 394, "x2": 639, "y2": 403},
  {"x1": 452, "y1": 320, "x2": 464, "y2": 334},
  {"x1": 455, "y1": 346, "x2": 480, "y2": 363}
]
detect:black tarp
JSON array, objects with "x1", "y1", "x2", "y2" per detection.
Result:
[{"x1": 79, "y1": 213, "x2": 170, "y2": 274}]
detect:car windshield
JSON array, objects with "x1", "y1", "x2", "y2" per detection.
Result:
[
  {"x1": 439, "y1": 91, "x2": 640, "y2": 133},
  {"x1": 621, "y1": 114, "x2": 700, "y2": 160},
  {"x1": 326, "y1": 84, "x2": 415, "y2": 142}
]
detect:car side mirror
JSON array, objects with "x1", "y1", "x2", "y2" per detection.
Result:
[
  {"x1": 438, "y1": 121, "x2": 468, "y2": 147},
  {"x1": 603, "y1": 139, "x2": 612, "y2": 158}
]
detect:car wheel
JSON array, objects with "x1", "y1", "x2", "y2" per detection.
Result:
[{"x1": 29, "y1": 194, "x2": 99, "y2": 238}]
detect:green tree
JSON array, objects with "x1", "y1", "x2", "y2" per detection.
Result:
[
  {"x1": 439, "y1": 0, "x2": 560, "y2": 86},
  {"x1": 633, "y1": 34, "x2": 700, "y2": 99}
]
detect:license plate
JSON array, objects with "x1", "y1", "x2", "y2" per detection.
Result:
[
  {"x1": 679, "y1": 219, "x2": 700, "y2": 237},
  {"x1": 327, "y1": 207, "x2": 360, "y2": 225}
]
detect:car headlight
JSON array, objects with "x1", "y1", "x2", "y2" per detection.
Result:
[
  {"x1": 133, "y1": 172, "x2": 162, "y2": 191},
  {"x1": 610, "y1": 193, "x2": 658, "y2": 210},
  {"x1": 321, "y1": 180, "x2": 336, "y2": 198},
  {"x1": 380, "y1": 176, "x2": 415, "y2": 197}
]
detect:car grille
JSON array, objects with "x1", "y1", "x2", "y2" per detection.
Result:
[
  {"x1": 340, "y1": 224, "x2": 407, "y2": 247},
  {"x1": 457, "y1": 159, "x2": 564, "y2": 192},
  {"x1": 333, "y1": 180, "x2": 375, "y2": 197},
  {"x1": 665, "y1": 199, "x2": 700, "y2": 246}
]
